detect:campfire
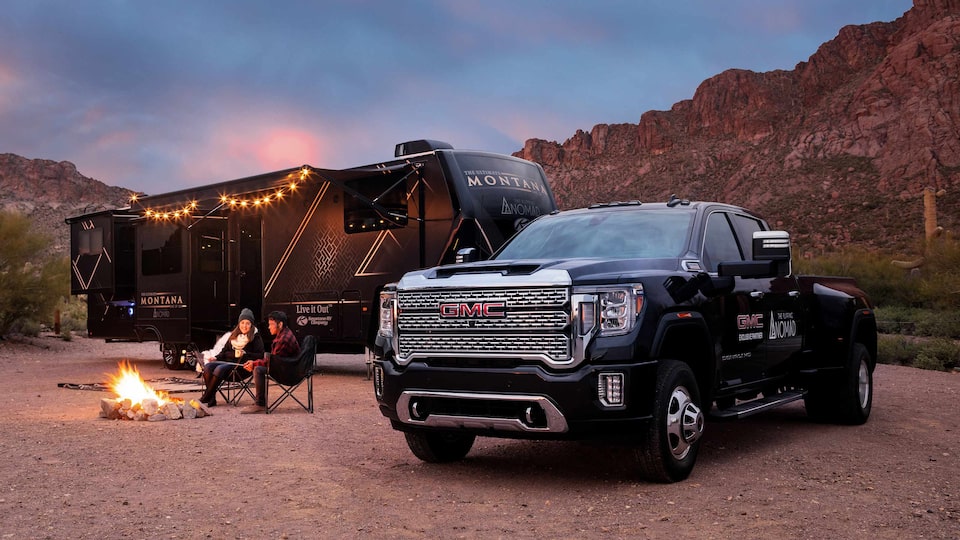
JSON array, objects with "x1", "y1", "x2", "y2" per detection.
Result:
[{"x1": 99, "y1": 361, "x2": 211, "y2": 421}]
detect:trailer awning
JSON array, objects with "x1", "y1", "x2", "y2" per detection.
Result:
[{"x1": 128, "y1": 161, "x2": 420, "y2": 224}]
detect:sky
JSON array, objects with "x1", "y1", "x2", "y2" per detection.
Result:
[{"x1": 1, "y1": 0, "x2": 912, "y2": 195}]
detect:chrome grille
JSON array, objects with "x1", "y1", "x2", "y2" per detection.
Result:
[
  {"x1": 398, "y1": 334, "x2": 570, "y2": 361},
  {"x1": 400, "y1": 310, "x2": 567, "y2": 330},
  {"x1": 399, "y1": 287, "x2": 568, "y2": 309},
  {"x1": 397, "y1": 287, "x2": 571, "y2": 363}
]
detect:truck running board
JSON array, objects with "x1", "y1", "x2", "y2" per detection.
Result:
[{"x1": 710, "y1": 390, "x2": 807, "y2": 420}]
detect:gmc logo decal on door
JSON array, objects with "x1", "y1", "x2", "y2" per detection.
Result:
[{"x1": 439, "y1": 302, "x2": 507, "y2": 318}]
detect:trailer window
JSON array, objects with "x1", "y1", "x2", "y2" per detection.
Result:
[
  {"x1": 198, "y1": 233, "x2": 224, "y2": 272},
  {"x1": 141, "y1": 225, "x2": 183, "y2": 276},
  {"x1": 77, "y1": 228, "x2": 103, "y2": 255},
  {"x1": 344, "y1": 174, "x2": 409, "y2": 234}
]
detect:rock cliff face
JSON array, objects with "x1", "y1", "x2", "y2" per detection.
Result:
[
  {"x1": 516, "y1": 0, "x2": 960, "y2": 253},
  {"x1": 0, "y1": 154, "x2": 132, "y2": 253}
]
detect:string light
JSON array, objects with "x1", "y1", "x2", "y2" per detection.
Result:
[{"x1": 135, "y1": 167, "x2": 313, "y2": 221}]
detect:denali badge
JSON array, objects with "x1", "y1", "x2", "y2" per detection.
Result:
[{"x1": 439, "y1": 301, "x2": 507, "y2": 318}]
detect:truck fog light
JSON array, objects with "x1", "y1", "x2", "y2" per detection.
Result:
[
  {"x1": 598, "y1": 372, "x2": 624, "y2": 407},
  {"x1": 373, "y1": 365, "x2": 384, "y2": 398}
]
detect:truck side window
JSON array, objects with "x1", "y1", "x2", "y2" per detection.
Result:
[
  {"x1": 702, "y1": 212, "x2": 743, "y2": 272},
  {"x1": 730, "y1": 214, "x2": 764, "y2": 260}
]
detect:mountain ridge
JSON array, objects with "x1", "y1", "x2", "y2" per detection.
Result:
[{"x1": 515, "y1": 0, "x2": 960, "y2": 255}]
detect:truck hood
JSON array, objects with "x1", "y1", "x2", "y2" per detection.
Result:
[{"x1": 397, "y1": 257, "x2": 685, "y2": 290}]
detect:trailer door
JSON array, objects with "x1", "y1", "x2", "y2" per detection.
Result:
[
  {"x1": 190, "y1": 218, "x2": 229, "y2": 330},
  {"x1": 235, "y1": 215, "x2": 263, "y2": 322}
]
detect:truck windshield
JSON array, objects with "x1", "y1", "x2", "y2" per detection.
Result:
[{"x1": 494, "y1": 209, "x2": 694, "y2": 260}]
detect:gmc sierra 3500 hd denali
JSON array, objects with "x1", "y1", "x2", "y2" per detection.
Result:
[{"x1": 372, "y1": 197, "x2": 877, "y2": 482}]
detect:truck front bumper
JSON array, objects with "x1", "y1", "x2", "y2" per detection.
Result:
[{"x1": 373, "y1": 359, "x2": 659, "y2": 440}]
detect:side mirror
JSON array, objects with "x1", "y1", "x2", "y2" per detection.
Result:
[
  {"x1": 455, "y1": 247, "x2": 480, "y2": 264},
  {"x1": 753, "y1": 231, "x2": 792, "y2": 277},
  {"x1": 717, "y1": 231, "x2": 792, "y2": 278}
]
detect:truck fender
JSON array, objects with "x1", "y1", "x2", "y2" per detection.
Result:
[
  {"x1": 650, "y1": 311, "x2": 716, "y2": 403},
  {"x1": 848, "y1": 308, "x2": 878, "y2": 368}
]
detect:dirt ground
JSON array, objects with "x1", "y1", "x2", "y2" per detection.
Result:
[{"x1": 0, "y1": 334, "x2": 958, "y2": 539}]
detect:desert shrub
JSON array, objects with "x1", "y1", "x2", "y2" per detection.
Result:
[
  {"x1": 875, "y1": 306, "x2": 960, "y2": 338},
  {"x1": 795, "y1": 246, "x2": 918, "y2": 307},
  {"x1": 0, "y1": 211, "x2": 70, "y2": 337},
  {"x1": 16, "y1": 320, "x2": 43, "y2": 337},
  {"x1": 877, "y1": 335, "x2": 960, "y2": 372},
  {"x1": 877, "y1": 334, "x2": 921, "y2": 366},
  {"x1": 59, "y1": 316, "x2": 86, "y2": 341}
]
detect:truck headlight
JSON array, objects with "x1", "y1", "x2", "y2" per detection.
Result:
[
  {"x1": 574, "y1": 284, "x2": 644, "y2": 337},
  {"x1": 378, "y1": 289, "x2": 397, "y2": 339}
]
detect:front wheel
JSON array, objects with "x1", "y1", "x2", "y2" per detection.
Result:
[
  {"x1": 404, "y1": 430, "x2": 476, "y2": 463},
  {"x1": 805, "y1": 343, "x2": 873, "y2": 424},
  {"x1": 635, "y1": 360, "x2": 705, "y2": 483}
]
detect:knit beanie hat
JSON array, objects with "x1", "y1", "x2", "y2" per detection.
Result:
[{"x1": 238, "y1": 308, "x2": 256, "y2": 325}]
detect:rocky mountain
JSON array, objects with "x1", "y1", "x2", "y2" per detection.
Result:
[
  {"x1": 516, "y1": 0, "x2": 960, "y2": 255},
  {"x1": 0, "y1": 154, "x2": 132, "y2": 254},
  {"x1": 3, "y1": 0, "x2": 958, "y2": 258}
]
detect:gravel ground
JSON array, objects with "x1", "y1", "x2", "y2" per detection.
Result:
[{"x1": 0, "y1": 333, "x2": 958, "y2": 539}]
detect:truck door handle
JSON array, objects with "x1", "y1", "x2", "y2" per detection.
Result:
[
  {"x1": 750, "y1": 291, "x2": 764, "y2": 299},
  {"x1": 788, "y1": 290, "x2": 800, "y2": 297}
]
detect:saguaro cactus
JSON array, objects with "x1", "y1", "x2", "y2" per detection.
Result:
[{"x1": 892, "y1": 187, "x2": 946, "y2": 269}]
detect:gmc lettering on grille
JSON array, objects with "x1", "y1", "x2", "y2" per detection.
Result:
[{"x1": 438, "y1": 301, "x2": 507, "y2": 318}]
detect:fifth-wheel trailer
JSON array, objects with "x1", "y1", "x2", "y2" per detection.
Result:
[{"x1": 66, "y1": 140, "x2": 557, "y2": 369}]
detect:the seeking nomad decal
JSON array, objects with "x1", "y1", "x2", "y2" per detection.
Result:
[{"x1": 769, "y1": 311, "x2": 798, "y2": 340}]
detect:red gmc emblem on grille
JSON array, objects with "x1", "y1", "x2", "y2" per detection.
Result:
[{"x1": 439, "y1": 301, "x2": 507, "y2": 318}]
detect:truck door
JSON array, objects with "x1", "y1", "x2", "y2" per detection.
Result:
[
  {"x1": 702, "y1": 211, "x2": 768, "y2": 385},
  {"x1": 729, "y1": 214, "x2": 803, "y2": 377}
]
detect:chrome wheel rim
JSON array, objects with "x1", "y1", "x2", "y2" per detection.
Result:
[
  {"x1": 666, "y1": 385, "x2": 704, "y2": 459},
  {"x1": 857, "y1": 359, "x2": 870, "y2": 410}
]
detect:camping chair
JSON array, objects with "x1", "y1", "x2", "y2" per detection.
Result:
[
  {"x1": 217, "y1": 364, "x2": 255, "y2": 405},
  {"x1": 265, "y1": 335, "x2": 317, "y2": 414}
]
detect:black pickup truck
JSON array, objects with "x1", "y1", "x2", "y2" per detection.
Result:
[{"x1": 372, "y1": 198, "x2": 877, "y2": 482}]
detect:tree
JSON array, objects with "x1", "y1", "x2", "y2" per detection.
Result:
[{"x1": 0, "y1": 211, "x2": 69, "y2": 336}]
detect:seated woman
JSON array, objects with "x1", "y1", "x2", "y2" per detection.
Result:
[{"x1": 198, "y1": 308, "x2": 264, "y2": 406}]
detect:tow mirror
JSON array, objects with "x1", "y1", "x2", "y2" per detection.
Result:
[
  {"x1": 455, "y1": 247, "x2": 480, "y2": 264},
  {"x1": 753, "y1": 230, "x2": 792, "y2": 277}
]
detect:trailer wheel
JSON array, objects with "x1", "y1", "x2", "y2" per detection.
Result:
[
  {"x1": 404, "y1": 430, "x2": 475, "y2": 463},
  {"x1": 161, "y1": 343, "x2": 180, "y2": 370},
  {"x1": 182, "y1": 343, "x2": 201, "y2": 371}
]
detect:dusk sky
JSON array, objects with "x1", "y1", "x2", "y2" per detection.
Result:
[{"x1": 1, "y1": 0, "x2": 912, "y2": 195}]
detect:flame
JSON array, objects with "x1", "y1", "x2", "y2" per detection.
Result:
[{"x1": 107, "y1": 361, "x2": 171, "y2": 406}]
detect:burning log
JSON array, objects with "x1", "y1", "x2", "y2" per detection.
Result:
[{"x1": 99, "y1": 361, "x2": 212, "y2": 421}]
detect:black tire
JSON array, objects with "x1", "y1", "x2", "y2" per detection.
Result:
[
  {"x1": 404, "y1": 430, "x2": 476, "y2": 463},
  {"x1": 635, "y1": 360, "x2": 705, "y2": 483},
  {"x1": 182, "y1": 343, "x2": 201, "y2": 371},
  {"x1": 804, "y1": 343, "x2": 873, "y2": 425},
  {"x1": 161, "y1": 343, "x2": 179, "y2": 370}
]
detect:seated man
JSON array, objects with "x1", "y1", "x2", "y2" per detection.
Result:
[{"x1": 240, "y1": 310, "x2": 301, "y2": 414}]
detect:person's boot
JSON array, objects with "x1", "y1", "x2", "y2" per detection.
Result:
[{"x1": 199, "y1": 374, "x2": 220, "y2": 406}]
